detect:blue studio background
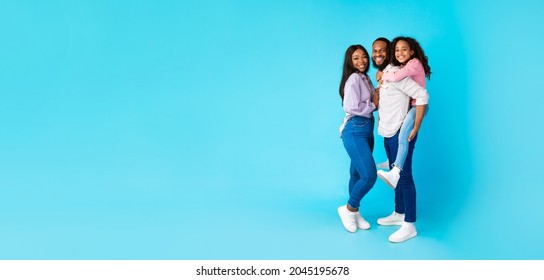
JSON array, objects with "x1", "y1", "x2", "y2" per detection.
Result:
[{"x1": 0, "y1": 0, "x2": 542, "y2": 259}]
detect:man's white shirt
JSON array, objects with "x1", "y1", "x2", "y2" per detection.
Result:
[{"x1": 377, "y1": 65, "x2": 429, "y2": 138}]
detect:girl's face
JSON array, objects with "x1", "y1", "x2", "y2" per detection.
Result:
[
  {"x1": 351, "y1": 49, "x2": 368, "y2": 73},
  {"x1": 395, "y1": 40, "x2": 414, "y2": 65}
]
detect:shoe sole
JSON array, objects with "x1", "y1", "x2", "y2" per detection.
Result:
[
  {"x1": 389, "y1": 231, "x2": 417, "y2": 243},
  {"x1": 356, "y1": 222, "x2": 371, "y2": 230},
  {"x1": 377, "y1": 220, "x2": 404, "y2": 226},
  {"x1": 377, "y1": 172, "x2": 397, "y2": 189}
]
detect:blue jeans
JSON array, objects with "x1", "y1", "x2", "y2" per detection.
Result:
[
  {"x1": 341, "y1": 116, "x2": 377, "y2": 209},
  {"x1": 384, "y1": 130, "x2": 417, "y2": 222},
  {"x1": 393, "y1": 106, "x2": 428, "y2": 170}
]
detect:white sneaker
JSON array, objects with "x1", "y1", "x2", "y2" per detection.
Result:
[
  {"x1": 377, "y1": 160, "x2": 389, "y2": 169},
  {"x1": 377, "y1": 211, "x2": 405, "y2": 226},
  {"x1": 388, "y1": 222, "x2": 417, "y2": 243},
  {"x1": 337, "y1": 205, "x2": 357, "y2": 233},
  {"x1": 377, "y1": 166, "x2": 400, "y2": 188},
  {"x1": 355, "y1": 212, "x2": 371, "y2": 230}
]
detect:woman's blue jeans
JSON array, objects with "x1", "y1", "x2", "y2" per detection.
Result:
[{"x1": 341, "y1": 116, "x2": 377, "y2": 209}]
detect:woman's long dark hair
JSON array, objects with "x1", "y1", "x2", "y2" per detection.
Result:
[
  {"x1": 390, "y1": 36, "x2": 431, "y2": 80},
  {"x1": 339, "y1": 45, "x2": 369, "y2": 101}
]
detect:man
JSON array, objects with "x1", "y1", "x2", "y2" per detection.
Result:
[
  {"x1": 371, "y1": 38, "x2": 392, "y2": 169},
  {"x1": 372, "y1": 37, "x2": 390, "y2": 73},
  {"x1": 371, "y1": 37, "x2": 429, "y2": 243}
]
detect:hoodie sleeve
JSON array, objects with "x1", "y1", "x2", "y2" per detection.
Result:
[{"x1": 382, "y1": 59, "x2": 423, "y2": 82}]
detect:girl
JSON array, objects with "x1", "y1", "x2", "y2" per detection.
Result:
[
  {"x1": 376, "y1": 36, "x2": 431, "y2": 188},
  {"x1": 337, "y1": 45, "x2": 378, "y2": 233}
]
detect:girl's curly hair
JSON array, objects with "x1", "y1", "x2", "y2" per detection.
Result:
[{"x1": 390, "y1": 36, "x2": 432, "y2": 80}]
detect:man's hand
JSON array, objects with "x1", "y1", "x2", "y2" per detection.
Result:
[
  {"x1": 408, "y1": 128, "x2": 419, "y2": 142},
  {"x1": 372, "y1": 88, "x2": 380, "y2": 108},
  {"x1": 409, "y1": 105, "x2": 427, "y2": 141}
]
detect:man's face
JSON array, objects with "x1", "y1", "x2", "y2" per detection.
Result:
[{"x1": 372, "y1": 41, "x2": 388, "y2": 68}]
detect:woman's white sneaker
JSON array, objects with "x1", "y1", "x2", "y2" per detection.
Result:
[
  {"x1": 337, "y1": 205, "x2": 357, "y2": 233},
  {"x1": 388, "y1": 222, "x2": 417, "y2": 243},
  {"x1": 377, "y1": 211, "x2": 405, "y2": 226},
  {"x1": 355, "y1": 212, "x2": 371, "y2": 230}
]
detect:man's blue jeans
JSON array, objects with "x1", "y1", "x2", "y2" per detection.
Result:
[
  {"x1": 384, "y1": 130, "x2": 418, "y2": 223},
  {"x1": 341, "y1": 116, "x2": 377, "y2": 209}
]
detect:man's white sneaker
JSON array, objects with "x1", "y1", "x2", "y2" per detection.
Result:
[
  {"x1": 377, "y1": 166, "x2": 400, "y2": 188},
  {"x1": 377, "y1": 211, "x2": 405, "y2": 226},
  {"x1": 377, "y1": 160, "x2": 390, "y2": 169},
  {"x1": 355, "y1": 212, "x2": 371, "y2": 230},
  {"x1": 388, "y1": 222, "x2": 417, "y2": 243},
  {"x1": 337, "y1": 205, "x2": 357, "y2": 233}
]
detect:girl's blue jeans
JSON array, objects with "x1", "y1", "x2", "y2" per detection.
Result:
[{"x1": 393, "y1": 106, "x2": 428, "y2": 170}]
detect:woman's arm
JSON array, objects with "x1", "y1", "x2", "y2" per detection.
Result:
[{"x1": 343, "y1": 74, "x2": 375, "y2": 115}]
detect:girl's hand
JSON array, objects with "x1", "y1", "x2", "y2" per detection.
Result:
[{"x1": 376, "y1": 71, "x2": 383, "y2": 83}]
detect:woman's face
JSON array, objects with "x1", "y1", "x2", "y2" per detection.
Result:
[
  {"x1": 351, "y1": 49, "x2": 368, "y2": 73},
  {"x1": 395, "y1": 40, "x2": 414, "y2": 65}
]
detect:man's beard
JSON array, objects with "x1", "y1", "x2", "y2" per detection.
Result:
[{"x1": 372, "y1": 57, "x2": 389, "y2": 71}]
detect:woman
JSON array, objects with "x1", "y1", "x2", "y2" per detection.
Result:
[{"x1": 337, "y1": 45, "x2": 378, "y2": 233}]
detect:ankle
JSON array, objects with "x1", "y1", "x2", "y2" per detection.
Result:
[{"x1": 346, "y1": 204, "x2": 358, "y2": 212}]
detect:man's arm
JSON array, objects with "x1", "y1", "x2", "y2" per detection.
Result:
[
  {"x1": 397, "y1": 76, "x2": 429, "y2": 105},
  {"x1": 409, "y1": 104, "x2": 427, "y2": 141},
  {"x1": 395, "y1": 77, "x2": 429, "y2": 141}
]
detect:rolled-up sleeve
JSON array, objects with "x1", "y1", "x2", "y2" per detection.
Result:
[{"x1": 397, "y1": 77, "x2": 429, "y2": 105}]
